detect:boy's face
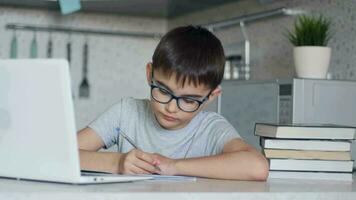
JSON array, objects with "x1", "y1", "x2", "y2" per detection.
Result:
[{"x1": 146, "y1": 63, "x2": 221, "y2": 130}]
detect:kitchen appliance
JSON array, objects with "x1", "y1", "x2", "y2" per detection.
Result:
[{"x1": 206, "y1": 78, "x2": 356, "y2": 166}]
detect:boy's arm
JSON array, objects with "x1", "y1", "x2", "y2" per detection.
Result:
[
  {"x1": 154, "y1": 138, "x2": 269, "y2": 181},
  {"x1": 78, "y1": 128, "x2": 122, "y2": 173},
  {"x1": 78, "y1": 128, "x2": 159, "y2": 174}
]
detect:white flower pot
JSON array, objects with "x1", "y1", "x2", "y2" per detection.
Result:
[{"x1": 294, "y1": 46, "x2": 331, "y2": 79}]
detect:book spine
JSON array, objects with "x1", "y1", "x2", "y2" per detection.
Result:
[
  {"x1": 269, "y1": 159, "x2": 353, "y2": 172},
  {"x1": 264, "y1": 149, "x2": 351, "y2": 161},
  {"x1": 262, "y1": 138, "x2": 351, "y2": 151}
]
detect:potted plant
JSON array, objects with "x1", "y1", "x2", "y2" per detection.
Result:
[{"x1": 286, "y1": 15, "x2": 332, "y2": 79}]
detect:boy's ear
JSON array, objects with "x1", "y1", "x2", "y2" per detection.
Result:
[
  {"x1": 200, "y1": 86, "x2": 221, "y2": 110},
  {"x1": 146, "y1": 62, "x2": 153, "y2": 85},
  {"x1": 207, "y1": 86, "x2": 221, "y2": 102}
]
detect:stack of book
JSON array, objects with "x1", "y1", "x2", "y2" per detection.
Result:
[{"x1": 254, "y1": 123, "x2": 355, "y2": 181}]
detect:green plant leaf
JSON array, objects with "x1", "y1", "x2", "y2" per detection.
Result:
[{"x1": 285, "y1": 14, "x2": 332, "y2": 46}]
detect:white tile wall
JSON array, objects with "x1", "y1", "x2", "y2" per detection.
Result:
[
  {"x1": 0, "y1": 7, "x2": 166, "y2": 129},
  {"x1": 169, "y1": 0, "x2": 356, "y2": 81},
  {"x1": 1, "y1": 0, "x2": 356, "y2": 129}
]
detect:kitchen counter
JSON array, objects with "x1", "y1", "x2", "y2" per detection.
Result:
[{"x1": 0, "y1": 173, "x2": 355, "y2": 200}]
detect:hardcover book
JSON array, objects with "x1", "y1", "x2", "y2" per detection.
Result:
[
  {"x1": 255, "y1": 123, "x2": 356, "y2": 140},
  {"x1": 268, "y1": 171, "x2": 353, "y2": 181},
  {"x1": 261, "y1": 138, "x2": 351, "y2": 151},
  {"x1": 269, "y1": 159, "x2": 353, "y2": 172},
  {"x1": 264, "y1": 149, "x2": 351, "y2": 160}
]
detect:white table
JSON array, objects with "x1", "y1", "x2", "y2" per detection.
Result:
[{"x1": 0, "y1": 174, "x2": 355, "y2": 200}]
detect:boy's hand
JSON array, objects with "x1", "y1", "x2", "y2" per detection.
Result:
[
  {"x1": 118, "y1": 149, "x2": 160, "y2": 174},
  {"x1": 152, "y1": 153, "x2": 178, "y2": 176}
]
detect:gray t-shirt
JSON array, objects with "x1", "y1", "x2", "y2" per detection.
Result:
[{"x1": 88, "y1": 98, "x2": 240, "y2": 159}]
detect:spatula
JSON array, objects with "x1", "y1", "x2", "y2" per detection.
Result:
[
  {"x1": 30, "y1": 31, "x2": 38, "y2": 58},
  {"x1": 67, "y1": 36, "x2": 75, "y2": 99},
  {"x1": 10, "y1": 30, "x2": 17, "y2": 59},
  {"x1": 46, "y1": 33, "x2": 53, "y2": 58},
  {"x1": 79, "y1": 40, "x2": 90, "y2": 98}
]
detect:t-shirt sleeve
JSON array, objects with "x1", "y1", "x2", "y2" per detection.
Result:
[
  {"x1": 87, "y1": 99, "x2": 124, "y2": 149},
  {"x1": 207, "y1": 115, "x2": 241, "y2": 155}
]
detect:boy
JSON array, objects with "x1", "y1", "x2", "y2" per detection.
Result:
[{"x1": 78, "y1": 25, "x2": 269, "y2": 180}]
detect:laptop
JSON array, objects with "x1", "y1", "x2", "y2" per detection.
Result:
[{"x1": 0, "y1": 59, "x2": 152, "y2": 184}]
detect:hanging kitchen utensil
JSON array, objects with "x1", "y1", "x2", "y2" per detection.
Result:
[
  {"x1": 10, "y1": 30, "x2": 17, "y2": 59},
  {"x1": 47, "y1": 32, "x2": 53, "y2": 58},
  {"x1": 30, "y1": 31, "x2": 38, "y2": 58},
  {"x1": 66, "y1": 35, "x2": 71, "y2": 64},
  {"x1": 79, "y1": 38, "x2": 90, "y2": 98},
  {"x1": 67, "y1": 34, "x2": 75, "y2": 99}
]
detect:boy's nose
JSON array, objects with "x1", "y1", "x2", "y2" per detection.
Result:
[{"x1": 165, "y1": 99, "x2": 179, "y2": 113}]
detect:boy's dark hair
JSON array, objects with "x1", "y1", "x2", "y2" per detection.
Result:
[{"x1": 152, "y1": 25, "x2": 225, "y2": 89}]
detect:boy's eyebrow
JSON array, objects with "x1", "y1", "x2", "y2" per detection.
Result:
[
  {"x1": 155, "y1": 80, "x2": 173, "y2": 92},
  {"x1": 155, "y1": 80, "x2": 204, "y2": 99}
]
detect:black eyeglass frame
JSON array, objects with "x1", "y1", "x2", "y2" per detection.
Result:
[{"x1": 149, "y1": 78, "x2": 213, "y2": 113}]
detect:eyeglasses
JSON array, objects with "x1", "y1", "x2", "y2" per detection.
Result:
[{"x1": 150, "y1": 79, "x2": 212, "y2": 113}]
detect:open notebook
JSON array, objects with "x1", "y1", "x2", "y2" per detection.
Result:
[{"x1": 81, "y1": 170, "x2": 196, "y2": 181}]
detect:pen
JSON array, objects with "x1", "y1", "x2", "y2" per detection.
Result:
[
  {"x1": 116, "y1": 128, "x2": 161, "y2": 172},
  {"x1": 116, "y1": 127, "x2": 139, "y2": 149}
]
